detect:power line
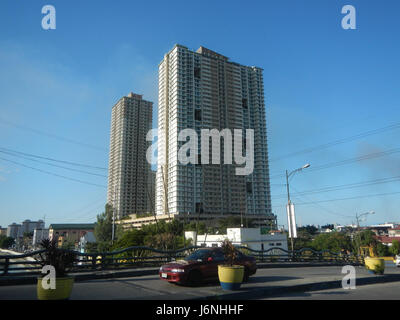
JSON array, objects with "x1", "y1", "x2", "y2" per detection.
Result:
[
  {"x1": 270, "y1": 147, "x2": 400, "y2": 179},
  {"x1": 270, "y1": 122, "x2": 400, "y2": 162},
  {"x1": 0, "y1": 147, "x2": 107, "y2": 170},
  {"x1": 290, "y1": 186, "x2": 353, "y2": 219},
  {"x1": 292, "y1": 191, "x2": 400, "y2": 205},
  {"x1": 271, "y1": 175, "x2": 400, "y2": 199},
  {"x1": 0, "y1": 117, "x2": 108, "y2": 152},
  {"x1": 0, "y1": 156, "x2": 107, "y2": 188},
  {"x1": 0, "y1": 150, "x2": 107, "y2": 178},
  {"x1": 46, "y1": 196, "x2": 106, "y2": 220}
]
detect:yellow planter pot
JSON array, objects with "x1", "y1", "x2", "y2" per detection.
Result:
[
  {"x1": 218, "y1": 265, "x2": 244, "y2": 290},
  {"x1": 37, "y1": 277, "x2": 74, "y2": 300},
  {"x1": 364, "y1": 257, "x2": 385, "y2": 275}
]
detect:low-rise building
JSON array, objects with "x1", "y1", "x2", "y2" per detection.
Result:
[
  {"x1": 0, "y1": 227, "x2": 7, "y2": 236},
  {"x1": 185, "y1": 227, "x2": 288, "y2": 253},
  {"x1": 388, "y1": 227, "x2": 400, "y2": 237},
  {"x1": 376, "y1": 236, "x2": 400, "y2": 247},
  {"x1": 49, "y1": 224, "x2": 95, "y2": 247}
]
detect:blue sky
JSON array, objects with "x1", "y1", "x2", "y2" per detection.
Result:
[{"x1": 0, "y1": 0, "x2": 399, "y2": 229}]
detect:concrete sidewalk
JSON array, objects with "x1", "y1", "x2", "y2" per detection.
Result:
[{"x1": 1, "y1": 265, "x2": 399, "y2": 300}]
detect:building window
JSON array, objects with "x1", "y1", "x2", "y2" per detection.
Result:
[
  {"x1": 246, "y1": 182, "x2": 252, "y2": 193},
  {"x1": 195, "y1": 109, "x2": 202, "y2": 121},
  {"x1": 194, "y1": 67, "x2": 201, "y2": 78},
  {"x1": 242, "y1": 98, "x2": 248, "y2": 109},
  {"x1": 196, "y1": 202, "x2": 203, "y2": 213}
]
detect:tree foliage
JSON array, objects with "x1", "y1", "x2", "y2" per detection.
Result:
[
  {"x1": 93, "y1": 203, "x2": 123, "y2": 252},
  {"x1": 311, "y1": 232, "x2": 352, "y2": 253},
  {"x1": 0, "y1": 235, "x2": 15, "y2": 249},
  {"x1": 390, "y1": 240, "x2": 400, "y2": 256}
]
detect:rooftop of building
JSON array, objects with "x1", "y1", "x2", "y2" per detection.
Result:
[
  {"x1": 112, "y1": 92, "x2": 153, "y2": 108},
  {"x1": 49, "y1": 223, "x2": 95, "y2": 230},
  {"x1": 160, "y1": 44, "x2": 263, "y2": 70},
  {"x1": 376, "y1": 235, "x2": 400, "y2": 243}
]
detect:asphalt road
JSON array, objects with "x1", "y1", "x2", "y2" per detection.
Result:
[
  {"x1": 263, "y1": 281, "x2": 400, "y2": 300},
  {"x1": 1, "y1": 264, "x2": 399, "y2": 300}
]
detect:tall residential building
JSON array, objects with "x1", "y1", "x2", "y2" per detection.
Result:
[
  {"x1": 7, "y1": 223, "x2": 22, "y2": 239},
  {"x1": 107, "y1": 92, "x2": 153, "y2": 219},
  {"x1": 156, "y1": 45, "x2": 275, "y2": 227},
  {"x1": 21, "y1": 219, "x2": 45, "y2": 234}
]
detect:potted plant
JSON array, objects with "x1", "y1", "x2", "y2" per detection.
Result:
[
  {"x1": 364, "y1": 246, "x2": 385, "y2": 275},
  {"x1": 218, "y1": 239, "x2": 244, "y2": 290},
  {"x1": 36, "y1": 238, "x2": 76, "y2": 300}
]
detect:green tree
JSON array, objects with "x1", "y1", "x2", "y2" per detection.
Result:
[
  {"x1": 292, "y1": 227, "x2": 314, "y2": 250},
  {"x1": 311, "y1": 232, "x2": 352, "y2": 253},
  {"x1": 298, "y1": 225, "x2": 319, "y2": 235},
  {"x1": 354, "y1": 230, "x2": 378, "y2": 255},
  {"x1": 0, "y1": 235, "x2": 15, "y2": 249},
  {"x1": 390, "y1": 240, "x2": 400, "y2": 256},
  {"x1": 93, "y1": 203, "x2": 123, "y2": 251},
  {"x1": 376, "y1": 243, "x2": 390, "y2": 257},
  {"x1": 112, "y1": 228, "x2": 145, "y2": 250}
]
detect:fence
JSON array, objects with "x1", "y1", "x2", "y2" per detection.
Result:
[{"x1": 0, "y1": 246, "x2": 364, "y2": 276}]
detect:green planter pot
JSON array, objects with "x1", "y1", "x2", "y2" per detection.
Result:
[
  {"x1": 218, "y1": 265, "x2": 244, "y2": 290},
  {"x1": 37, "y1": 276, "x2": 74, "y2": 300}
]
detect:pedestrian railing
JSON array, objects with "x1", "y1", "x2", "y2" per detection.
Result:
[{"x1": 0, "y1": 246, "x2": 364, "y2": 276}]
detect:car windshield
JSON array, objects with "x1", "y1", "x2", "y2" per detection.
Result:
[{"x1": 184, "y1": 249, "x2": 212, "y2": 261}]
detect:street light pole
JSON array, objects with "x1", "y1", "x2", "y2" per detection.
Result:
[
  {"x1": 285, "y1": 163, "x2": 310, "y2": 258},
  {"x1": 354, "y1": 210, "x2": 375, "y2": 256},
  {"x1": 356, "y1": 211, "x2": 375, "y2": 228},
  {"x1": 285, "y1": 170, "x2": 294, "y2": 255}
]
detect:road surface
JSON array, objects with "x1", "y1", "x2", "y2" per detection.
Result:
[
  {"x1": 263, "y1": 281, "x2": 400, "y2": 300},
  {"x1": 1, "y1": 264, "x2": 399, "y2": 300}
]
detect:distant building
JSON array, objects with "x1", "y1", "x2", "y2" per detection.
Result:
[
  {"x1": 21, "y1": 220, "x2": 45, "y2": 235},
  {"x1": 376, "y1": 236, "x2": 400, "y2": 247},
  {"x1": 185, "y1": 227, "x2": 288, "y2": 252},
  {"x1": 7, "y1": 223, "x2": 22, "y2": 239},
  {"x1": 49, "y1": 224, "x2": 95, "y2": 247},
  {"x1": 32, "y1": 228, "x2": 49, "y2": 248},
  {"x1": 388, "y1": 227, "x2": 400, "y2": 238},
  {"x1": 78, "y1": 232, "x2": 96, "y2": 253},
  {"x1": 0, "y1": 227, "x2": 7, "y2": 236},
  {"x1": 107, "y1": 92, "x2": 153, "y2": 219}
]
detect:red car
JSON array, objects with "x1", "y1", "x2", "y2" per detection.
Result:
[{"x1": 159, "y1": 247, "x2": 257, "y2": 286}]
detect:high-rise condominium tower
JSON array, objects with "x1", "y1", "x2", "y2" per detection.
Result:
[
  {"x1": 107, "y1": 92, "x2": 153, "y2": 219},
  {"x1": 156, "y1": 45, "x2": 275, "y2": 226}
]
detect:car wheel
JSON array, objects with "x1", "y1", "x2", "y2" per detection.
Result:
[
  {"x1": 187, "y1": 270, "x2": 202, "y2": 287},
  {"x1": 243, "y1": 267, "x2": 250, "y2": 282}
]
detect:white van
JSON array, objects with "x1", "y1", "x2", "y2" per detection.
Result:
[{"x1": 395, "y1": 255, "x2": 400, "y2": 267}]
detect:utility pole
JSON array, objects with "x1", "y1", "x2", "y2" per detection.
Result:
[
  {"x1": 161, "y1": 165, "x2": 170, "y2": 219},
  {"x1": 285, "y1": 164, "x2": 310, "y2": 259},
  {"x1": 354, "y1": 211, "x2": 375, "y2": 256},
  {"x1": 146, "y1": 184, "x2": 158, "y2": 232},
  {"x1": 112, "y1": 185, "x2": 118, "y2": 244}
]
